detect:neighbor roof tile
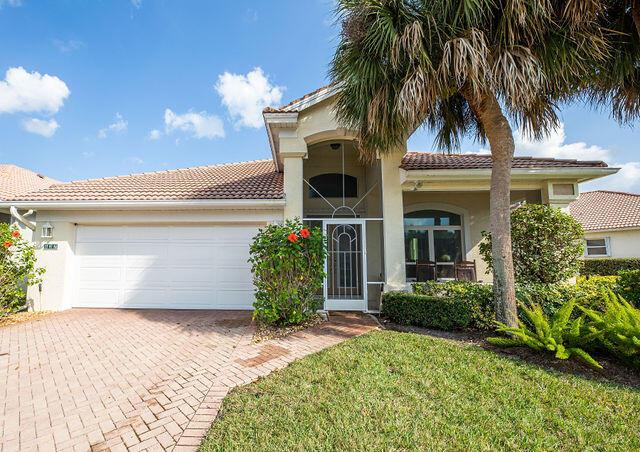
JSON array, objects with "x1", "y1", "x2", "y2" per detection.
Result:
[
  {"x1": 570, "y1": 190, "x2": 640, "y2": 231},
  {"x1": 0, "y1": 165, "x2": 59, "y2": 200}
]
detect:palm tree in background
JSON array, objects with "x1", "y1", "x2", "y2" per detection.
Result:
[{"x1": 330, "y1": 0, "x2": 612, "y2": 326}]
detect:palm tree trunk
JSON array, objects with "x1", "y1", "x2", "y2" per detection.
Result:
[
  {"x1": 633, "y1": 0, "x2": 640, "y2": 38},
  {"x1": 464, "y1": 90, "x2": 518, "y2": 327}
]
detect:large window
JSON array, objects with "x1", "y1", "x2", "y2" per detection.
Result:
[
  {"x1": 585, "y1": 238, "x2": 610, "y2": 257},
  {"x1": 308, "y1": 173, "x2": 357, "y2": 198},
  {"x1": 405, "y1": 210, "x2": 464, "y2": 280}
]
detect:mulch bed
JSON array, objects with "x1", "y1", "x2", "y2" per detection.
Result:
[
  {"x1": 253, "y1": 314, "x2": 325, "y2": 343},
  {"x1": 0, "y1": 311, "x2": 53, "y2": 328},
  {"x1": 382, "y1": 320, "x2": 640, "y2": 389}
]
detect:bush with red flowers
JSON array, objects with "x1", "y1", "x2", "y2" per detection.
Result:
[
  {"x1": 1, "y1": 223, "x2": 44, "y2": 317},
  {"x1": 249, "y1": 219, "x2": 327, "y2": 325}
]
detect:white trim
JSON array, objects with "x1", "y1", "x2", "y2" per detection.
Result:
[
  {"x1": 583, "y1": 226, "x2": 640, "y2": 233},
  {"x1": 584, "y1": 237, "x2": 611, "y2": 257},
  {"x1": 402, "y1": 167, "x2": 619, "y2": 183},
  {"x1": 0, "y1": 199, "x2": 286, "y2": 210},
  {"x1": 403, "y1": 203, "x2": 472, "y2": 262},
  {"x1": 281, "y1": 84, "x2": 342, "y2": 113}
]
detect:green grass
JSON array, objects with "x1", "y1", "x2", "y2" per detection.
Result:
[{"x1": 200, "y1": 331, "x2": 640, "y2": 451}]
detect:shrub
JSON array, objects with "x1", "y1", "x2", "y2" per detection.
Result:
[
  {"x1": 0, "y1": 224, "x2": 44, "y2": 318},
  {"x1": 413, "y1": 281, "x2": 494, "y2": 330},
  {"x1": 574, "y1": 275, "x2": 620, "y2": 309},
  {"x1": 488, "y1": 300, "x2": 602, "y2": 369},
  {"x1": 479, "y1": 204, "x2": 584, "y2": 284},
  {"x1": 381, "y1": 291, "x2": 471, "y2": 330},
  {"x1": 249, "y1": 219, "x2": 327, "y2": 326},
  {"x1": 617, "y1": 270, "x2": 640, "y2": 307},
  {"x1": 580, "y1": 292, "x2": 640, "y2": 368},
  {"x1": 580, "y1": 258, "x2": 640, "y2": 276}
]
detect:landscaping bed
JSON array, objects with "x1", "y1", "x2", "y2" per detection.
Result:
[
  {"x1": 200, "y1": 330, "x2": 640, "y2": 450},
  {"x1": 253, "y1": 314, "x2": 325, "y2": 343},
  {"x1": 0, "y1": 311, "x2": 52, "y2": 328}
]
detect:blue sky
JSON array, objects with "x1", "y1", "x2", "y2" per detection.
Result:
[{"x1": 0, "y1": 0, "x2": 638, "y2": 192}]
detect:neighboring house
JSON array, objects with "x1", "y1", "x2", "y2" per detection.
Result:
[
  {"x1": 0, "y1": 164, "x2": 59, "y2": 224},
  {"x1": 1, "y1": 85, "x2": 618, "y2": 312},
  {"x1": 570, "y1": 190, "x2": 640, "y2": 259}
]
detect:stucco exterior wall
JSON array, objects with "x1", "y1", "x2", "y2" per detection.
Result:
[
  {"x1": 402, "y1": 190, "x2": 542, "y2": 281},
  {"x1": 27, "y1": 208, "x2": 284, "y2": 312},
  {"x1": 584, "y1": 229, "x2": 640, "y2": 259}
]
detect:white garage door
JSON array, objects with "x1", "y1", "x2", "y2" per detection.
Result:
[{"x1": 73, "y1": 225, "x2": 259, "y2": 309}]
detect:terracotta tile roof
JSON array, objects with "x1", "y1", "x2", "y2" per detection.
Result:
[
  {"x1": 263, "y1": 83, "x2": 336, "y2": 113},
  {"x1": 12, "y1": 160, "x2": 283, "y2": 202},
  {"x1": 0, "y1": 165, "x2": 59, "y2": 200},
  {"x1": 570, "y1": 190, "x2": 640, "y2": 231},
  {"x1": 400, "y1": 152, "x2": 608, "y2": 170}
]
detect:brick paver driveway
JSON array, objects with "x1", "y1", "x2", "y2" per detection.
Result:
[{"x1": 0, "y1": 309, "x2": 377, "y2": 452}]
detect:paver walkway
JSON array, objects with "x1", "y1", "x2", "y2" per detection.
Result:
[{"x1": 0, "y1": 309, "x2": 378, "y2": 452}]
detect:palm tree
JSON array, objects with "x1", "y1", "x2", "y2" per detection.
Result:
[{"x1": 330, "y1": 0, "x2": 608, "y2": 326}]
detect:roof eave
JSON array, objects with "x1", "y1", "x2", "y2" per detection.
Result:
[
  {"x1": 402, "y1": 167, "x2": 618, "y2": 183},
  {"x1": 0, "y1": 198, "x2": 286, "y2": 211}
]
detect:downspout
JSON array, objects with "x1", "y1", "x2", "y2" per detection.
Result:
[{"x1": 10, "y1": 206, "x2": 36, "y2": 230}]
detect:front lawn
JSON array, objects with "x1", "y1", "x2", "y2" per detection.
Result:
[{"x1": 201, "y1": 330, "x2": 640, "y2": 451}]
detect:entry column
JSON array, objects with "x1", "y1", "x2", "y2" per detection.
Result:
[{"x1": 380, "y1": 148, "x2": 407, "y2": 291}]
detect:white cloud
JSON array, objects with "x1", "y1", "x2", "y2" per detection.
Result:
[
  {"x1": 126, "y1": 156, "x2": 144, "y2": 165},
  {"x1": 0, "y1": 0, "x2": 22, "y2": 8},
  {"x1": 0, "y1": 67, "x2": 70, "y2": 114},
  {"x1": 53, "y1": 39, "x2": 85, "y2": 53},
  {"x1": 81, "y1": 151, "x2": 95, "y2": 158},
  {"x1": 164, "y1": 108, "x2": 224, "y2": 139},
  {"x1": 98, "y1": 113, "x2": 128, "y2": 139},
  {"x1": 215, "y1": 67, "x2": 283, "y2": 129},
  {"x1": 21, "y1": 118, "x2": 59, "y2": 137},
  {"x1": 583, "y1": 161, "x2": 640, "y2": 193},
  {"x1": 500, "y1": 122, "x2": 640, "y2": 194},
  {"x1": 514, "y1": 122, "x2": 612, "y2": 161},
  {"x1": 148, "y1": 129, "x2": 161, "y2": 140},
  {"x1": 131, "y1": 0, "x2": 142, "y2": 8}
]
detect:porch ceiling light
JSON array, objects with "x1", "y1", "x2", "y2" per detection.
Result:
[{"x1": 41, "y1": 222, "x2": 54, "y2": 239}]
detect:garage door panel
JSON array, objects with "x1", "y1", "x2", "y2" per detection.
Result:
[
  {"x1": 75, "y1": 289, "x2": 120, "y2": 308},
  {"x1": 216, "y1": 227, "x2": 258, "y2": 243},
  {"x1": 74, "y1": 225, "x2": 259, "y2": 309},
  {"x1": 125, "y1": 227, "x2": 169, "y2": 242},
  {"x1": 216, "y1": 268, "x2": 253, "y2": 285},
  {"x1": 77, "y1": 226, "x2": 124, "y2": 243},
  {"x1": 77, "y1": 267, "x2": 121, "y2": 285},
  {"x1": 124, "y1": 267, "x2": 171, "y2": 285},
  {"x1": 123, "y1": 289, "x2": 171, "y2": 307},
  {"x1": 217, "y1": 289, "x2": 255, "y2": 309}
]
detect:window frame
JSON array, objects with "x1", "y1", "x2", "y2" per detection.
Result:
[
  {"x1": 404, "y1": 209, "x2": 466, "y2": 281},
  {"x1": 308, "y1": 173, "x2": 358, "y2": 199},
  {"x1": 584, "y1": 237, "x2": 611, "y2": 257}
]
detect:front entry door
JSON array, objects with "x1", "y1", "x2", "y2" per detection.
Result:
[{"x1": 324, "y1": 220, "x2": 367, "y2": 311}]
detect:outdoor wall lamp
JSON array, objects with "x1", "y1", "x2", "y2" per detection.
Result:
[{"x1": 41, "y1": 222, "x2": 54, "y2": 239}]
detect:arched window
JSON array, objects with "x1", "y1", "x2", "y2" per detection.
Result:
[
  {"x1": 404, "y1": 210, "x2": 464, "y2": 280},
  {"x1": 308, "y1": 173, "x2": 357, "y2": 198}
]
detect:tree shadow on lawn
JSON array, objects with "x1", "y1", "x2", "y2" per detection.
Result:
[{"x1": 383, "y1": 321, "x2": 640, "y2": 390}]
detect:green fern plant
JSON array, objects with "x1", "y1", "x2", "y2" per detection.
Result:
[
  {"x1": 488, "y1": 299, "x2": 602, "y2": 369},
  {"x1": 580, "y1": 291, "x2": 640, "y2": 367}
]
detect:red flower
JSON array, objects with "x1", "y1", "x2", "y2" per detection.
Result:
[
  {"x1": 287, "y1": 233, "x2": 299, "y2": 243},
  {"x1": 11, "y1": 230, "x2": 20, "y2": 238},
  {"x1": 299, "y1": 228, "x2": 310, "y2": 239},
  {"x1": 3, "y1": 241, "x2": 13, "y2": 249}
]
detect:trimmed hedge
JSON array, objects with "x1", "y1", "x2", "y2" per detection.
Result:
[
  {"x1": 413, "y1": 281, "x2": 495, "y2": 330},
  {"x1": 381, "y1": 292, "x2": 472, "y2": 330},
  {"x1": 580, "y1": 258, "x2": 640, "y2": 276},
  {"x1": 618, "y1": 270, "x2": 640, "y2": 306}
]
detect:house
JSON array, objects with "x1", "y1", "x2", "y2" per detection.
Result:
[
  {"x1": 0, "y1": 164, "x2": 59, "y2": 224},
  {"x1": 570, "y1": 190, "x2": 640, "y2": 259},
  {"x1": 2, "y1": 85, "x2": 618, "y2": 313}
]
